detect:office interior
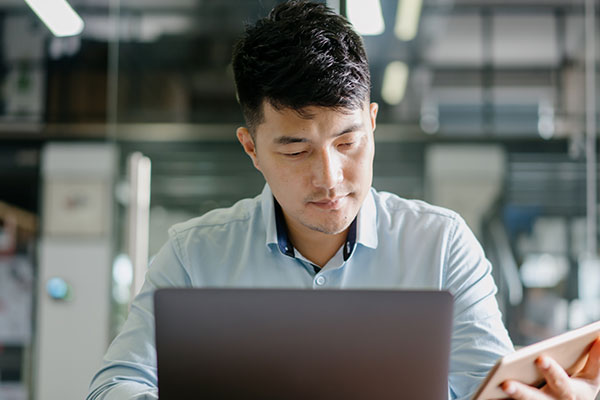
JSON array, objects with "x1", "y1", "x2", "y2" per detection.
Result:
[{"x1": 0, "y1": 0, "x2": 598, "y2": 398}]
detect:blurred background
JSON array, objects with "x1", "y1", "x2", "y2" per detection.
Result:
[{"x1": 0, "y1": 0, "x2": 599, "y2": 398}]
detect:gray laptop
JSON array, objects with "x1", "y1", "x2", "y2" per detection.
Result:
[{"x1": 154, "y1": 288, "x2": 453, "y2": 399}]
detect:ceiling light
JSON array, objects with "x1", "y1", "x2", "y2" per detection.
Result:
[
  {"x1": 395, "y1": 0, "x2": 422, "y2": 41},
  {"x1": 347, "y1": 0, "x2": 385, "y2": 36},
  {"x1": 382, "y1": 61, "x2": 409, "y2": 105},
  {"x1": 24, "y1": 0, "x2": 84, "y2": 37}
]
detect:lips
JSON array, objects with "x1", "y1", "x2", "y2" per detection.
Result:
[{"x1": 309, "y1": 195, "x2": 347, "y2": 210}]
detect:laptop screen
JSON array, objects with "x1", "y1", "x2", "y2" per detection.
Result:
[{"x1": 154, "y1": 288, "x2": 453, "y2": 400}]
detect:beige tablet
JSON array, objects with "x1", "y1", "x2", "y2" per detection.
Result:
[{"x1": 472, "y1": 320, "x2": 600, "y2": 400}]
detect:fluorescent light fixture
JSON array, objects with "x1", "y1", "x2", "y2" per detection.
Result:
[
  {"x1": 347, "y1": 0, "x2": 385, "y2": 36},
  {"x1": 381, "y1": 61, "x2": 409, "y2": 105},
  {"x1": 395, "y1": 0, "x2": 422, "y2": 41},
  {"x1": 24, "y1": 0, "x2": 84, "y2": 37}
]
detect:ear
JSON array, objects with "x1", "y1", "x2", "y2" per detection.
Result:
[
  {"x1": 236, "y1": 127, "x2": 261, "y2": 171},
  {"x1": 369, "y1": 102, "x2": 379, "y2": 132}
]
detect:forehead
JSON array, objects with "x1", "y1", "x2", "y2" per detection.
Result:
[{"x1": 256, "y1": 102, "x2": 366, "y2": 137}]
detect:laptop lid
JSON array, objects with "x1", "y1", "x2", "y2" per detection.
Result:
[{"x1": 154, "y1": 288, "x2": 453, "y2": 400}]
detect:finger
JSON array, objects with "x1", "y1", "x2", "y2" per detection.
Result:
[
  {"x1": 580, "y1": 337, "x2": 600, "y2": 383},
  {"x1": 502, "y1": 380, "x2": 553, "y2": 400},
  {"x1": 535, "y1": 355, "x2": 572, "y2": 397}
]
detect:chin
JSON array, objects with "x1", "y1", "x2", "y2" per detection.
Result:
[{"x1": 302, "y1": 215, "x2": 354, "y2": 235}]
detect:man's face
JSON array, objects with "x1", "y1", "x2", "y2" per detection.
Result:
[{"x1": 237, "y1": 101, "x2": 378, "y2": 237}]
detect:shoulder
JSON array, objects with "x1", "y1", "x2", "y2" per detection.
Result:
[
  {"x1": 168, "y1": 194, "x2": 261, "y2": 240},
  {"x1": 373, "y1": 189, "x2": 460, "y2": 226}
]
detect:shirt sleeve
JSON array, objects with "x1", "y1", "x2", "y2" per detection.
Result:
[
  {"x1": 443, "y1": 216, "x2": 515, "y2": 400},
  {"x1": 86, "y1": 234, "x2": 192, "y2": 400}
]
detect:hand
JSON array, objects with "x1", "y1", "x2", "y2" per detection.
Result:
[{"x1": 501, "y1": 338, "x2": 600, "y2": 399}]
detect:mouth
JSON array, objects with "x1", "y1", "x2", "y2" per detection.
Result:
[{"x1": 308, "y1": 195, "x2": 349, "y2": 210}]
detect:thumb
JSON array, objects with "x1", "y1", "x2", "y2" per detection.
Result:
[{"x1": 580, "y1": 337, "x2": 600, "y2": 383}]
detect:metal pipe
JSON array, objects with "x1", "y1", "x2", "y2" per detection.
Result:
[
  {"x1": 585, "y1": 0, "x2": 597, "y2": 257},
  {"x1": 127, "y1": 152, "x2": 151, "y2": 300},
  {"x1": 107, "y1": 0, "x2": 120, "y2": 140}
]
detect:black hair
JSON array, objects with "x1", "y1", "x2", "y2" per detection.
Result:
[{"x1": 232, "y1": 0, "x2": 371, "y2": 135}]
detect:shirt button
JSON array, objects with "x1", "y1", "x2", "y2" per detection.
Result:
[{"x1": 316, "y1": 276, "x2": 326, "y2": 286}]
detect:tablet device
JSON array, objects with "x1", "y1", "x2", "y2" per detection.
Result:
[
  {"x1": 472, "y1": 320, "x2": 600, "y2": 400},
  {"x1": 154, "y1": 288, "x2": 454, "y2": 400}
]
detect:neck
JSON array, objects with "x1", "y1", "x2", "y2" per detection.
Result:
[{"x1": 284, "y1": 218, "x2": 348, "y2": 268}]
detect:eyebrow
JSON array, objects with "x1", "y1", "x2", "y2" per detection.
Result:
[
  {"x1": 273, "y1": 123, "x2": 363, "y2": 145},
  {"x1": 274, "y1": 136, "x2": 308, "y2": 145}
]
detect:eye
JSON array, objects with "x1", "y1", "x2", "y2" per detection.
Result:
[
  {"x1": 284, "y1": 151, "x2": 306, "y2": 158},
  {"x1": 338, "y1": 142, "x2": 355, "y2": 149}
]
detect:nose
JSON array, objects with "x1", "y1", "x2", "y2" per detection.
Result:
[{"x1": 311, "y1": 148, "x2": 343, "y2": 190}]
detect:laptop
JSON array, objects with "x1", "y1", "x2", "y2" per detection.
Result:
[{"x1": 154, "y1": 288, "x2": 453, "y2": 400}]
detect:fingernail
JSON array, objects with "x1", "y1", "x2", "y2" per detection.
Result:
[
  {"x1": 537, "y1": 356, "x2": 550, "y2": 369},
  {"x1": 504, "y1": 383, "x2": 515, "y2": 395}
]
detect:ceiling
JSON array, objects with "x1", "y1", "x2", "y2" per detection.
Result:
[{"x1": 0, "y1": 0, "x2": 597, "y2": 140}]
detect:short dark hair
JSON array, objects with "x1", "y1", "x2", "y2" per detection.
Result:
[{"x1": 232, "y1": 0, "x2": 371, "y2": 135}]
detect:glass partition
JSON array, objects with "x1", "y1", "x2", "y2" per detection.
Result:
[
  {"x1": 107, "y1": 0, "x2": 599, "y2": 347},
  {"x1": 0, "y1": 0, "x2": 598, "y2": 398}
]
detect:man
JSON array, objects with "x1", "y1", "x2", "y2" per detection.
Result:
[{"x1": 88, "y1": 1, "x2": 600, "y2": 399}]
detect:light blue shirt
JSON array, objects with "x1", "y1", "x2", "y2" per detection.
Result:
[{"x1": 88, "y1": 184, "x2": 514, "y2": 400}]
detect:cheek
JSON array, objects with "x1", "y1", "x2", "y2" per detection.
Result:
[
  {"x1": 276, "y1": 160, "x2": 308, "y2": 182},
  {"x1": 262, "y1": 161, "x2": 303, "y2": 194},
  {"x1": 349, "y1": 146, "x2": 374, "y2": 180}
]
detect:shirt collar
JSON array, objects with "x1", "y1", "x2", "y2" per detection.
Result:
[
  {"x1": 261, "y1": 183, "x2": 377, "y2": 258},
  {"x1": 262, "y1": 184, "x2": 278, "y2": 248},
  {"x1": 274, "y1": 200, "x2": 295, "y2": 258},
  {"x1": 356, "y1": 188, "x2": 378, "y2": 249}
]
